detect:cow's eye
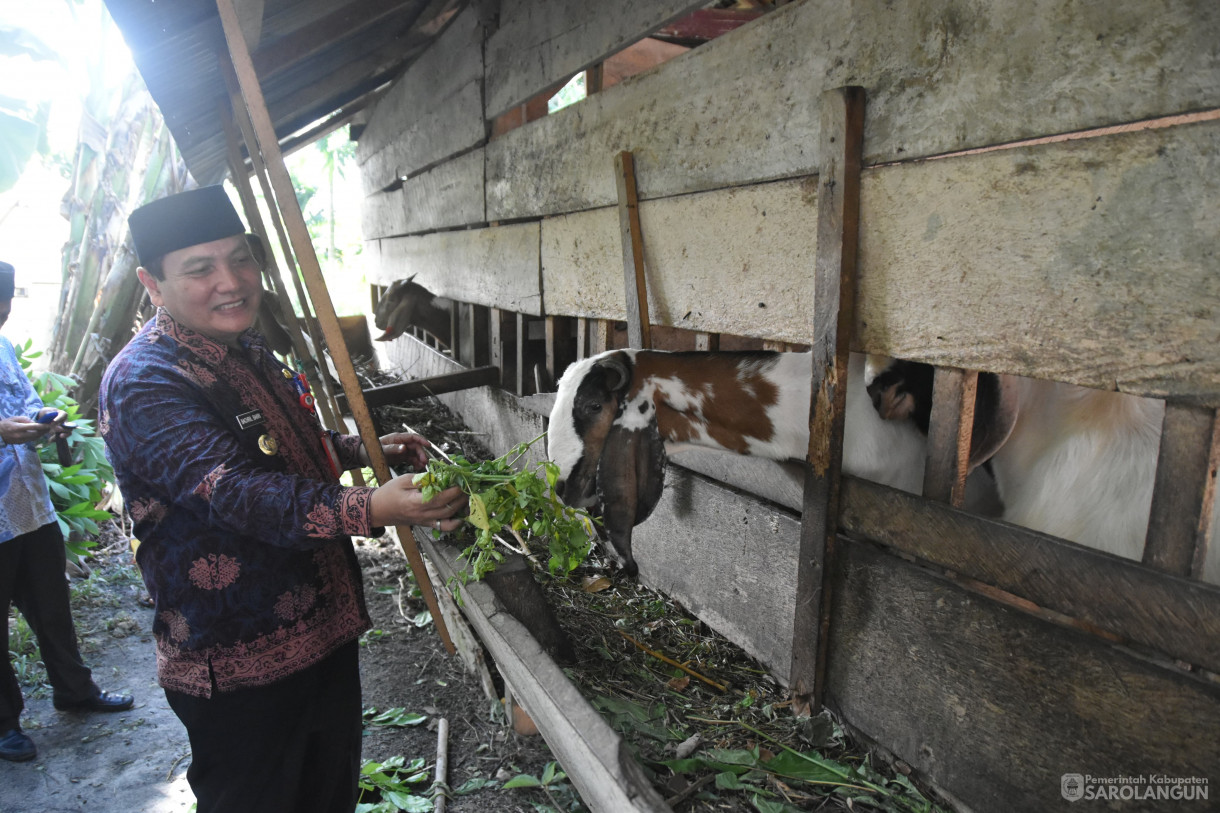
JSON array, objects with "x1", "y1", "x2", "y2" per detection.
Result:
[{"x1": 584, "y1": 401, "x2": 602, "y2": 414}]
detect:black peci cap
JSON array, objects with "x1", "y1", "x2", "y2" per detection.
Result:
[{"x1": 127, "y1": 186, "x2": 246, "y2": 267}]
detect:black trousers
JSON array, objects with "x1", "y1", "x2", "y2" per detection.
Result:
[
  {"x1": 166, "y1": 640, "x2": 363, "y2": 813},
  {"x1": 0, "y1": 522, "x2": 97, "y2": 731}
]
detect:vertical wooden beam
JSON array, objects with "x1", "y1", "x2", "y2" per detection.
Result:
[
  {"x1": 545, "y1": 316, "x2": 576, "y2": 390},
  {"x1": 590, "y1": 319, "x2": 611, "y2": 355},
  {"x1": 1143, "y1": 403, "x2": 1220, "y2": 578},
  {"x1": 490, "y1": 306, "x2": 506, "y2": 376},
  {"x1": 790, "y1": 86, "x2": 865, "y2": 715},
  {"x1": 515, "y1": 313, "x2": 530, "y2": 396},
  {"x1": 216, "y1": 0, "x2": 453, "y2": 654},
  {"x1": 614, "y1": 151, "x2": 652, "y2": 350},
  {"x1": 585, "y1": 63, "x2": 604, "y2": 96},
  {"x1": 576, "y1": 318, "x2": 589, "y2": 361},
  {"x1": 459, "y1": 303, "x2": 490, "y2": 368},
  {"x1": 923, "y1": 367, "x2": 979, "y2": 506}
]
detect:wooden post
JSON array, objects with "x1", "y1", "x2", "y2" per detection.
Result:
[
  {"x1": 1143, "y1": 403, "x2": 1220, "y2": 578},
  {"x1": 545, "y1": 316, "x2": 576, "y2": 390},
  {"x1": 614, "y1": 151, "x2": 652, "y2": 350},
  {"x1": 216, "y1": 0, "x2": 453, "y2": 654},
  {"x1": 515, "y1": 313, "x2": 530, "y2": 396},
  {"x1": 789, "y1": 86, "x2": 865, "y2": 714},
  {"x1": 218, "y1": 56, "x2": 345, "y2": 433},
  {"x1": 459, "y1": 303, "x2": 489, "y2": 367},
  {"x1": 590, "y1": 319, "x2": 611, "y2": 355},
  {"x1": 923, "y1": 367, "x2": 979, "y2": 506}
]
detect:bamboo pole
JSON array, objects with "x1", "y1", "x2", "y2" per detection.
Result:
[{"x1": 215, "y1": 0, "x2": 453, "y2": 654}]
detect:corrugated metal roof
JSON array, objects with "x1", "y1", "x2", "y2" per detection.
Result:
[{"x1": 103, "y1": 0, "x2": 466, "y2": 185}]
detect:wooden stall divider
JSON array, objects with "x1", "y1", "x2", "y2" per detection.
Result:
[
  {"x1": 590, "y1": 319, "x2": 611, "y2": 355},
  {"x1": 216, "y1": 0, "x2": 453, "y2": 653},
  {"x1": 789, "y1": 86, "x2": 866, "y2": 714},
  {"x1": 923, "y1": 367, "x2": 979, "y2": 506},
  {"x1": 545, "y1": 316, "x2": 577, "y2": 391},
  {"x1": 1143, "y1": 403, "x2": 1220, "y2": 579},
  {"x1": 459, "y1": 303, "x2": 490, "y2": 368},
  {"x1": 615, "y1": 151, "x2": 652, "y2": 350}
]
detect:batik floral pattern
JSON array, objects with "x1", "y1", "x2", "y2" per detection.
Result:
[{"x1": 188, "y1": 553, "x2": 241, "y2": 590}]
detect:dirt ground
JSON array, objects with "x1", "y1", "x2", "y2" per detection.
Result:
[{"x1": 0, "y1": 526, "x2": 565, "y2": 813}]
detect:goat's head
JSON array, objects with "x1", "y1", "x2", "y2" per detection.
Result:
[
  {"x1": 373, "y1": 275, "x2": 423, "y2": 341},
  {"x1": 865, "y1": 356, "x2": 1020, "y2": 471},
  {"x1": 548, "y1": 349, "x2": 667, "y2": 577}
]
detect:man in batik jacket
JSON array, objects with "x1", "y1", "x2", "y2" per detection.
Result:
[{"x1": 100, "y1": 186, "x2": 465, "y2": 813}]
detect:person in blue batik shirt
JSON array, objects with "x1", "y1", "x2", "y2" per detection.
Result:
[
  {"x1": 100, "y1": 187, "x2": 467, "y2": 813},
  {"x1": 0, "y1": 261, "x2": 134, "y2": 764}
]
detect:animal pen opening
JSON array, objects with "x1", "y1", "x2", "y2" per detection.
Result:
[{"x1": 107, "y1": 0, "x2": 1220, "y2": 810}]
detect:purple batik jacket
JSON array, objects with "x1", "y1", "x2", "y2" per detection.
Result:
[{"x1": 99, "y1": 309, "x2": 374, "y2": 697}]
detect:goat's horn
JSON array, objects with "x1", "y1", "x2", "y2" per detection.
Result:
[{"x1": 596, "y1": 353, "x2": 632, "y2": 393}]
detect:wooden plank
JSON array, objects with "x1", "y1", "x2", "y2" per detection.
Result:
[
  {"x1": 858, "y1": 118, "x2": 1220, "y2": 401},
  {"x1": 839, "y1": 476, "x2": 1220, "y2": 674},
  {"x1": 371, "y1": 224, "x2": 543, "y2": 315},
  {"x1": 360, "y1": 150, "x2": 486, "y2": 239},
  {"x1": 826, "y1": 539, "x2": 1220, "y2": 813},
  {"x1": 361, "y1": 186, "x2": 409, "y2": 240},
  {"x1": 634, "y1": 466, "x2": 800, "y2": 680},
  {"x1": 334, "y1": 366, "x2": 501, "y2": 412},
  {"x1": 485, "y1": 0, "x2": 1220, "y2": 220},
  {"x1": 541, "y1": 178, "x2": 819, "y2": 341},
  {"x1": 421, "y1": 536, "x2": 670, "y2": 812},
  {"x1": 358, "y1": 7, "x2": 485, "y2": 192},
  {"x1": 402, "y1": 149, "x2": 485, "y2": 235},
  {"x1": 922, "y1": 367, "x2": 978, "y2": 506},
  {"x1": 1144, "y1": 404, "x2": 1220, "y2": 578},
  {"x1": 614, "y1": 152, "x2": 651, "y2": 350},
  {"x1": 484, "y1": 0, "x2": 703, "y2": 119},
  {"x1": 790, "y1": 87, "x2": 864, "y2": 712}
]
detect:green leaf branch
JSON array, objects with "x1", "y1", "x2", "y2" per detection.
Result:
[{"x1": 411, "y1": 433, "x2": 597, "y2": 583}]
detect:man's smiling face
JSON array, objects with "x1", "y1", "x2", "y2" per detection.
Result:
[{"x1": 138, "y1": 234, "x2": 263, "y2": 347}]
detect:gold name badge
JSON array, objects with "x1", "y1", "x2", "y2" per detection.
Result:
[{"x1": 258, "y1": 434, "x2": 279, "y2": 455}]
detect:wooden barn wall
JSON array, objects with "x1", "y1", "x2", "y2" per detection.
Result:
[
  {"x1": 483, "y1": 0, "x2": 705, "y2": 119},
  {"x1": 354, "y1": 1, "x2": 1220, "y2": 808},
  {"x1": 828, "y1": 541, "x2": 1220, "y2": 813},
  {"x1": 483, "y1": 0, "x2": 1220, "y2": 218},
  {"x1": 356, "y1": 6, "x2": 485, "y2": 194}
]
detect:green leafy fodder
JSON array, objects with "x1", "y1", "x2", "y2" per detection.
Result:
[
  {"x1": 412, "y1": 433, "x2": 596, "y2": 583},
  {"x1": 356, "y1": 756, "x2": 432, "y2": 813},
  {"x1": 15, "y1": 341, "x2": 114, "y2": 561}
]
